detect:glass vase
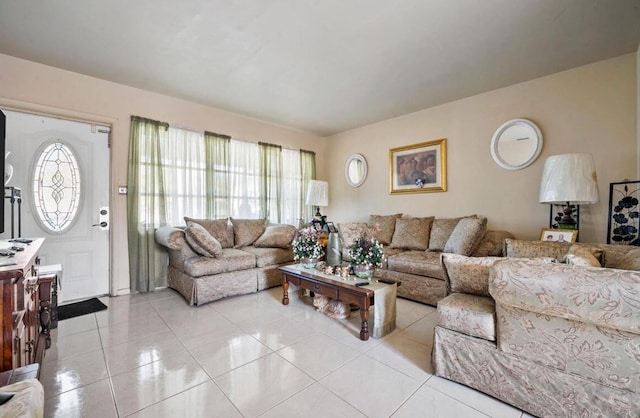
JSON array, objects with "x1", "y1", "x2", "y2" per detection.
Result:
[
  {"x1": 353, "y1": 264, "x2": 374, "y2": 279},
  {"x1": 300, "y1": 257, "x2": 318, "y2": 269}
]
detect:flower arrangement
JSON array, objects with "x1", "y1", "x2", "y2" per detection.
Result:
[
  {"x1": 292, "y1": 227, "x2": 324, "y2": 260},
  {"x1": 347, "y1": 225, "x2": 384, "y2": 267}
]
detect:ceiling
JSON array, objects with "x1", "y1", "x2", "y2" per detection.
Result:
[{"x1": 1, "y1": 1, "x2": 639, "y2": 136}]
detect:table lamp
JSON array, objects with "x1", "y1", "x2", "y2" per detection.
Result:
[
  {"x1": 306, "y1": 180, "x2": 329, "y2": 220},
  {"x1": 539, "y1": 153, "x2": 598, "y2": 228}
]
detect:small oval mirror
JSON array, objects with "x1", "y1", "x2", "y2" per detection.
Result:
[
  {"x1": 490, "y1": 119, "x2": 543, "y2": 170},
  {"x1": 345, "y1": 154, "x2": 368, "y2": 187}
]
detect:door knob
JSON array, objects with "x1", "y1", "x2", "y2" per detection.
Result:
[{"x1": 94, "y1": 206, "x2": 109, "y2": 230}]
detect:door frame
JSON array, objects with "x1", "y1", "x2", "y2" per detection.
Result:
[{"x1": 0, "y1": 97, "x2": 116, "y2": 296}]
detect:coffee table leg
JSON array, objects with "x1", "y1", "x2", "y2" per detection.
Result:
[
  {"x1": 359, "y1": 309, "x2": 369, "y2": 340},
  {"x1": 282, "y1": 280, "x2": 289, "y2": 305}
]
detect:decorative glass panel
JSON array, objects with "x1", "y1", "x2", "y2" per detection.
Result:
[{"x1": 32, "y1": 141, "x2": 81, "y2": 233}]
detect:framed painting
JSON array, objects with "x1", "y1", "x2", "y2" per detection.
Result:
[
  {"x1": 540, "y1": 228, "x2": 577, "y2": 243},
  {"x1": 389, "y1": 138, "x2": 447, "y2": 194},
  {"x1": 607, "y1": 180, "x2": 640, "y2": 245}
]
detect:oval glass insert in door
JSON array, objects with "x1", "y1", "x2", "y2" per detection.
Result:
[{"x1": 32, "y1": 141, "x2": 83, "y2": 233}]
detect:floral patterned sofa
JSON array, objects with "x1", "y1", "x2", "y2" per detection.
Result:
[
  {"x1": 338, "y1": 214, "x2": 514, "y2": 306},
  {"x1": 155, "y1": 218, "x2": 297, "y2": 305},
  {"x1": 432, "y1": 239, "x2": 640, "y2": 417}
]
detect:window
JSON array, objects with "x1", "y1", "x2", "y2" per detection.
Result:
[
  {"x1": 134, "y1": 124, "x2": 314, "y2": 227},
  {"x1": 32, "y1": 141, "x2": 82, "y2": 233}
]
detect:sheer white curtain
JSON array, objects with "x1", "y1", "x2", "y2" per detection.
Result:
[
  {"x1": 228, "y1": 139, "x2": 260, "y2": 218},
  {"x1": 162, "y1": 127, "x2": 206, "y2": 225},
  {"x1": 282, "y1": 148, "x2": 303, "y2": 226}
]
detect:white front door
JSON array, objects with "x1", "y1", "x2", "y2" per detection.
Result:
[{"x1": 2, "y1": 109, "x2": 110, "y2": 303}]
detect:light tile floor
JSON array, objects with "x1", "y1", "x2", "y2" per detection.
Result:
[{"x1": 42, "y1": 287, "x2": 535, "y2": 417}]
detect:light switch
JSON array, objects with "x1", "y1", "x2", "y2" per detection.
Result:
[{"x1": 118, "y1": 186, "x2": 128, "y2": 195}]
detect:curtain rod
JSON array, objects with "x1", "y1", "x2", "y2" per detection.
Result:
[{"x1": 153, "y1": 117, "x2": 304, "y2": 153}]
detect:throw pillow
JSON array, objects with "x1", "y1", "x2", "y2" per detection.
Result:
[
  {"x1": 615, "y1": 248, "x2": 640, "y2": 271},
  {"x1": 230, "y1": 218, "x2": 267, "y2": 248},
  {"x1": 443, "y1": 216, "x2": 487, "y2": 256},
  {"x1": 184, "y1": 222, "x2": 223, "y2": 258},
  {"x1": 428, "y1": 215, "x2": 477, "y2": 251},
  {"x1": 503, "y1": 238, "x2": 569, "y2": 261},
  {"x1": 441, "y1": 253, "x2": 501, "y2": 297},
  {"x1": 338, "y1": 222, "x2": 369, "y2": 248},
  {"x1": 184, "y1": 217, "x2": 234, "y2": 248},
  {"x1": 369, "y1": 213, "x2": 402, "y2": 245},
  {"x1": 564, "y1": 254, "x2": 601, "y2": 267},
  {"x1": 389, "y1": 217, "x2": 434, "y2": 251},
  {"x1": 567, "y1": 244, "x2": 605, "y2": 266},
  {"x1": 254, "y1": 224, "x2": 297, "y2": 248},
  {"x1": 471, "y1": 230, "x2": 515, "y2": 257}
]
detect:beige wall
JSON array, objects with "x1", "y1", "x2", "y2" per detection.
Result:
[
  {"x1": 325, "y1": 54, "x2": 637, "y2": 244},
  {"x1": 0, "y1": 54, "x2": 326, "y2": 295}
]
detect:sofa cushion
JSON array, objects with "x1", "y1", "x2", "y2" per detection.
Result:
[
  {"x1": 504, "y1": 239, "x2": 604, "y2": 265},
  {"x1": 386, "y1": 250, "x2": 444, "y2": 279},
  {"x1": 183, "y1": 248, "x2": 256, "y2": 277},
  {"x1": 338, "y1": 222, "x2": 369, "y2": 248},
  {"x1": 437, "y1": 293, "x2": 496, "y2": 341},
  {"x1": 369, "y1": 213, "x2": 402, "y2": 245},
  {"x1": 390, "y1": 217, "x2": 434, "y2": 250},
  {"x1": 231, "y1": 218, "x2": 267, "y2": 248},
  {"x1": 253, "y1": 224, "x2": 297, "y2": 248},
  {"x1": 443, "y1": 216, "x2": 487, "y2": 256},
  {"x1": 441, "y1": 254, "x2": 502, "y2": 297},
  {"x1": 184, "y1": 222, "x2": 223, "y2": 258},
  {"x1": 616, "y1": 248, "x2": 640, "y2": 271},
  {"x1": 241, "y1": 247, "x2": 294, "y2": 268},
  {"x1": 184, "y1": 217, "x2": 234, "y2": 249}
]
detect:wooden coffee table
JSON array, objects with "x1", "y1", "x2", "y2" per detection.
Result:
[{"x1": 279, "y1": 265, "x2": 398, "y2": 341}]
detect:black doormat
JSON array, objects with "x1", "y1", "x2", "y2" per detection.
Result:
[{"x1": 57, "y1": 298, "x2": 107, "y2": 321}]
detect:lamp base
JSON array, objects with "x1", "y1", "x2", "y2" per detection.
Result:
[{"x1": 558, "y1": 202, "x2": 577, "y2": 229}]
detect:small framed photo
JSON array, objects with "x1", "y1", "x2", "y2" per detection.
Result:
[
  {"x1": 326, "y1": 222, "x2": 337, "y2": 233},
  {"x1": 540, "y1": 229, "x2": 577, "y2": 243}
]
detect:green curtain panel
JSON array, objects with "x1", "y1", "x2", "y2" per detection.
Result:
[
  {"x1": 127, "y1": 116, "x2": 170, "y2": 292},
  {"x1": 259, "y1": 142, "x2": 283, "y2": 222},
  {"x1": 204, "y1": 132, "x2": 231, "y2": 219}
]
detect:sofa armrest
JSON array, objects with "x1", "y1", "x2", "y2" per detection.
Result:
[
  {"x1": 490, "y1": 258, "x2": 640, "y2": 335},
  {"x1": 0, "y1": 379, "x2": 44, "y2": 418},
  {"x1": 155, "y1": 226, "x2": 187, "y2": 251}
]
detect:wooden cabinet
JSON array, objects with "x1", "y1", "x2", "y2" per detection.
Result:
[{"x1": 0, "y1": 238, "x2": 51, "y2": 373}]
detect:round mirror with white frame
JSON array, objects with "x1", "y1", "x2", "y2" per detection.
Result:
[
  {"x1": 490, "y1": 118, "x2": 543, "y2": 170},
  {"x1": 345, "y1": 153, "x2": 368, "y2": 187}
]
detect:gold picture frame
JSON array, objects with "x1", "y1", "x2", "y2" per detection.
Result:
[
  {"x1": 389, "y1": 138, "x2": 447, "y2": 194},
  {"x1": 540, "y1": 228, "x2": 578, "y2": 243}
]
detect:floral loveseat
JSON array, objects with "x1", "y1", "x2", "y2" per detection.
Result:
[
  {"x1": 155, "y1": 217, "x2": 297, "y2": 305},
  {"x1": 338, "y1": 214, "x2": 514, "y2": 306},
  {"x1": 432, "y1": 239, "x2": 640, "y2": 417}
]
